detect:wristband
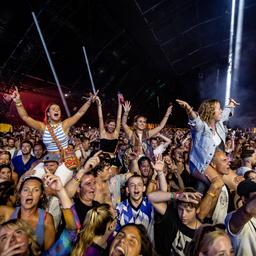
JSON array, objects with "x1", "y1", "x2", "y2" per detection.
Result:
[
  {"x1": 72, "y1": 175, "x2": 81, "y2": 184},
  {"x1": 170, "y1": 192, "x2": 174, "y2": 201},
  {"x1": 16, "y1": 102, "x2": 23, "y2": 107},
  {"x1": 207, "y1": 192, "x2": 216, "y2": 198}
]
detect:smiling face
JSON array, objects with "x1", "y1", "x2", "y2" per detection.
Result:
[
  {"x1": 0, "y1": 153, "x2": 10, "y2": 165},
  {"x1": 20, "y1": 179, "x2": 42, "y2": 210},
  {"x1": 109, "y1": 225, "x2": 142, "y2": 256},
  {"x1": 48, "y1": 104, "x2": 61, "y2": 122},
  {"x1": 106, "y1": 121, "x2": 116, "y2": 133},
  {"x1": 21, "y1": 142, "x2": 32, "y2": 156},
  {"x1": 134, "y1": 116, "x2": 147, "y2": 131},
  {"x1": 0, "y1": 225, "x2": 29, "y2": 255},
  {"x1": 0, "y1": 166, "x2": 12, "y2": 181}
]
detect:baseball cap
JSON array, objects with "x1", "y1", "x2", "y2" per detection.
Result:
[
  {"x1": 237, "y1": 179, "x2": 256, "y2": 197},
  {"x1": 43, "y1": 154, "x2": 60, "y2": 164}
]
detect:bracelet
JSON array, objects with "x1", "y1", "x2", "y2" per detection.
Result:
[
  {"x1": 16, "y1": 102, "x2": 23, "y2": 107},
  {"x1": 72, "y1": 175, "x2": 81, "y2": 184},
  {"x1": 207, "y1": 192, "x2": 216, "y2": 198},
  {"x1": 170, "y1": 192, "x2": 174, "y2": 201},
  {"x1": 174, "y1": 192, "x2": 180, "y2": 200},
  {"x1": 158, "y1": 171, "x2": 164, "y2": 176},
  {"x1": 150, "y1": 179, "x2": 157, "y2": 184}
]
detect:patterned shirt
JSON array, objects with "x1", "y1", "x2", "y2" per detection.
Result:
[
  {"x1": 43, "y1": 205, "x2": 80, "y2": 256},
  {"x1": 116, "y1": 197, "x2": 154, "y2": 242},
  {"x1": 43, "y1": 123, "x2": 69, "y2": 152}
]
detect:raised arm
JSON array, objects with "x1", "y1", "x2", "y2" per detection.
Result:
[
  {"x1": 148, "y1": 190, "x2": 202, "y2": 215},
  {"x1": 65, "y1": 151, "x2": 101, "y2": 198},
  {"x1": 157, "y1": 133, "x2": 171, "y2": 148},
  {"x1": 62, "y1": 92, "x2": 97, "y2": 132},
  {"x1": 122, "y1": 101, "x2": 133, "y2": 138},
  {"x1": 148, "y1": 104, "x2": 172, "y2": 137},
  {"x1": 197, "y1": 176, "x2": 224, "y2": 222},
  {"x1": 114, "y1": 93, "x2": 123, "y2": 136},
  {"x1": 95, "y1": 96, "x2": 105, "y2": 135},
  {"x1": 221, "y1": 98, "x2": 240, "y2": 122},
  {"x1": 228, "y1": 196, "x2": 256, "y2": 234},
  {"x1": 176, "y1": 99, "x2": 197, "y2": 120},
  {"x1": 11, "y1": 87, "x2": 45, "y2": 132}
]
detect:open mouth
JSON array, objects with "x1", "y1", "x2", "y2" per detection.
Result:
[
  {"x1": 115, "y1": 246, "x2": 125, "y2": 256},
  {"x1": 25, "y1": 198, "x2": 33, "y2": 204},
  {"x1": 53, "y1": 113, "x2": 59, "y2": 117}
]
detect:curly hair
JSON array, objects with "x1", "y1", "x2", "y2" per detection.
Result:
[
  {"x1": 198, "y1": 99, "x2": 220, "y2": 124},
  {"x1": 0, "y1": 219, "x2": 41, "y2": 255}
]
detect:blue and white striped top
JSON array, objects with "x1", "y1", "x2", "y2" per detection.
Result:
[{"x1": 43, "y1": 123, "x2": 69, "y2": 152}]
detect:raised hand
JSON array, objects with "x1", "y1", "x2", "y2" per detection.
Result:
[
  {"x1": 117, "y1": 92, "x2": 124, "y2": 105},
  {"x1": 10, "y1": 86, "x2": 21, "y2": 103},
  {"x1": 42, "y1": 172, "x2": 63, "y2": 192},
  {"x1": 122, "y1": 101, "x2": 131, "y2": 113},
  {"x1": 176, "y1": 192, "x2": 202, "y2": 204},
  {"x1": 166, "y1": 104, "x2": 173, "y2": 115},
  {"x1": 151, "y1": 154, "x2": 165, "y2": 173},
  {"x1": 83, "y1": 150, "x2": 101, "y2": 171},
  {"x1": 228, "y1": 98, "x2": 240, "y2": 108},
  {"x1": 176, "y1": 99, "x2": 192, "y2": 112},
  {"x1": 89, "y1": 90, "x2": 99, "y2": 103},
  {"x1": 95, "y1": 95, "x2": 101, "y2": 106},
  {"x1": 0, "y1": 234, "x2": 27, "y2": 256}
]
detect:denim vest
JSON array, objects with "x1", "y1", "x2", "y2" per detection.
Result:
[{"x1": 188, "y1": 106, "x2": 234, "y2": 174}]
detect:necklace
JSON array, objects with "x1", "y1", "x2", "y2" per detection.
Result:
[{"x1": 49, "y1": 122, "x2": 60, "y2": 129}]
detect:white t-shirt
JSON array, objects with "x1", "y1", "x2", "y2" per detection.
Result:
[
  {"x1": 225, "y1": 212, "x2": 256, "y2": 256},
  {"x1": 212, "y1": 185, "x2": 229, "y2": 224}
]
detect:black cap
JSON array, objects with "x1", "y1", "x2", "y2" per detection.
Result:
[
  {"x1": 240, "y1": 149, "x2": 255, "y2": 159},
  {"x1": 237, "y1": 179, "x2": 256, "y2": 197}
]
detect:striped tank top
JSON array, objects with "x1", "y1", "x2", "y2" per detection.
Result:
[{"x1": 43, "y1": 123, "x2": 69, "y2": 152}]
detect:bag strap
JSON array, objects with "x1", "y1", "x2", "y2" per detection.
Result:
[{"x1": 46, "y1": 124, "x2": 64, "y2": 152}]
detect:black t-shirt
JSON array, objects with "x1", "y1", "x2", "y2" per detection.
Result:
[
  {"x1": 154, "y1": 202, "x2": 195, "y2": 256},
  {"x1": 74, "y1": 196, "x2": 100, "y2": 224}
]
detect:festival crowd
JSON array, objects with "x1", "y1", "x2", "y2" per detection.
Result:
[{"x1": 0, "y1": 87, "x2": 255, "y2": 256}]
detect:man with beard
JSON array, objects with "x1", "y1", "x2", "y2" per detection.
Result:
[
  {"x1": 115, "y1": 174, "x2": 154, "y2": 242},
  {"x1": 12, "y1": 140, "x2": 36, "y2": 177}
]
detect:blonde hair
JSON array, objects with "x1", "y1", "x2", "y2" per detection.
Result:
[
  {"x1": 0, "y1": 219, "x2": 41, "y2": 255},
  {"x1": 198, "y1": 99, "x2": 220, "y2": 124},
  {"x1": 186, "y1": 224, "x2": 228, "y2": 256},
  {"x1": 71, "y1": 204, "x2": 114, "y2": 256}
]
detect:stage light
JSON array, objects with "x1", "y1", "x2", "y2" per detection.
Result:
[{"x1": 225, "y1": 0, "x2": 237, "y2": 105}]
